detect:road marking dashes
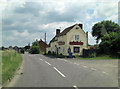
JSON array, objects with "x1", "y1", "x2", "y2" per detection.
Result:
[
  {"x1": 45, "y1": 61, "x2": 51, "y2": 66},
  {"x1": 53, "y1": 67, "x2": 66, "y2": 78},
  {"x1": 82, "y1": 65, "x2": 88, "y2": 68},
  {"x1": 91, "y1": 68, "x2": 97, "y2": 71},
  {"x1": 102, "y1": 71, "x2": 109, "y2": 75},
  {"x1": 73, "y1": 85, "x2": 78, "y2": 89}
]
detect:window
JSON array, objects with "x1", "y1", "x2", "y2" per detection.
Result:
[
  {"x1": 74, "y1": 47, "x2": 80, "y2": 53},
  {"x1": 63, "y1": 46, "x2": 65, "y2": 53},
  {"x1": 76, "y1": 26, "x2": 79, "y2": 29},
  {"x1": 58, "y1": 47, "x2": 60, "y2": 53},
  {"x1": 75, "y1": 35, "x2": 79, "y2": 40}
]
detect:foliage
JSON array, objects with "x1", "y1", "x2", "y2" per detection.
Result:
[
  {"x1": 32, "y1": 41, "x2": 39, "y2": 46},
  {"x1": 99, "y1": 32, "x2": 120, "y2": 54},
  {"x1": 1, "y1": 46, "x2": 5, "y2": 50},
  {"x1": 92, "y1": 20, "x2": 120, "y2": 43},
  {"x1": 2, "y1": 50, "x2": 22, "y2": 84},
  {"x1": 24, "y1": 45, "x2": 30, "y2": 51},
  {"x1": 29, "y1": 41, "x2": 40, "y2": 54},
  {"x1": 88, "y1": 52, "x2": 97, "y2": 58},
  {"x1": 29, "y1": 46, "x2": 40, "y2": 54}
]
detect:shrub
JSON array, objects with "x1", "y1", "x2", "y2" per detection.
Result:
[
  {"x1": 88, "y1": 52, "x2": 96, "y2": 58},
  {"x1": 29, "y1": 46, "x2": 40, "y2": 54}
]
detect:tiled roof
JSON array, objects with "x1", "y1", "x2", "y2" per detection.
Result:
[{"x1": 49, "y1": 24, "x2": 83, "y2": 44}]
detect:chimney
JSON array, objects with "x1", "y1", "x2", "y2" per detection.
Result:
[
  {"x1": 79, "y1": 24, "x2": 83, "y2": 29},
  {"x1": 56, "y1": 29, "x2": 60, "y2": 35}
]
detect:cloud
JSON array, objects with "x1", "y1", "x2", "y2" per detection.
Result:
[
  {"x1": 88, "y1": 32, "x2": 96, "y2": 45},
  {"x1": 1, "y1": 0, "x2": 119, "y2": 47},
  {"x1": 13, "y1": 30, "x2": 29, "y2": 37},
  {"x1": 93, "y1": 2, "x2": 118, "y2": 20}
]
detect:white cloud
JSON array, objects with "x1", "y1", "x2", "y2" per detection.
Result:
[
  {"x1": 88, "y1": 32, "x2": 96, "y2": 45},
  {"x1": 93, "y1": 2, "x2": 118, "y2": 20},
  {"x1": 13, "y1": 30, "x2": 29, "y2": 37},
  {"x1": 2, "y1": 0, "x2": 119, "y2": 47}
]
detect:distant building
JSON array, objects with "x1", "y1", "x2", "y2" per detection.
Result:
[
  {"x1": 38, "y1": 39, "x2": 48, "y2": 53},
  {"x1": 46, "y1": 23, "x2": 88, "y2": 56}
]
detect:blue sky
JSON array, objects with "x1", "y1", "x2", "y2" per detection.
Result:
[{"x1": 1, "y1": 0, "x2": 119, "y2": 47}]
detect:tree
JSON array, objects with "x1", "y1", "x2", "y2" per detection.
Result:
[
  {"x1": 29, "y1": 46, "x2": 40, "y2": 54},
  {"x1": 99, "y1": 32, "x2": 120, "y2": 54},
  {"x1": 29, "y1": 41, "x2": 40, "y2": 54},
  {"x1": 92, "y1": 20, "x2": 120, "y2": 43}
]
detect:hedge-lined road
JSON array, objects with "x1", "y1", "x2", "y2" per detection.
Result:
[{"x1": 8, "y1": 53, "x2": 118, "y2": 87}]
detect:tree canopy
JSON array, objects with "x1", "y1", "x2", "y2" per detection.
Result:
[{"x1": 92, "y1": 20, "x2": 120, "y2": 43}]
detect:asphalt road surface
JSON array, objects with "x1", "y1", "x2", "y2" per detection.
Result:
[{"x1": 7, "y1": 53, "x2": 118, "y2": 87}]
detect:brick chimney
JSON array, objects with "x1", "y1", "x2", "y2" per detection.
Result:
[
  {"x1": 79, "y1": 24, "x2": 83, "y2": 29},
  {"x1": 56, "y1": 29, "x2": 60, "y2": 35}
]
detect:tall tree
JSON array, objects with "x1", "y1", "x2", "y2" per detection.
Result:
[{"x1": 92, "y1": 20, "x2": 120, "y2": 43}]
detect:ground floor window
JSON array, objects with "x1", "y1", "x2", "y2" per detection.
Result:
[{"x1": 74, "y1": 47, "x2": 80, "y2": 53}]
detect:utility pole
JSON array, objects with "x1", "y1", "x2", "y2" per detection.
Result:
[
  {"x1": 45, "y1": 32, "x2": 47, "y2": 54},
  {"x1": 45, "y1": 32, "x2": 46, "y2": 43}
]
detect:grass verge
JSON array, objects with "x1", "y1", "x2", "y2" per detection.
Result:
[
  {"x1": 2, "y1": 50, "x2": 22, "y2": 85},
  {"x1": 75, "y1": 55, "x2": 119, "y2": 60}
]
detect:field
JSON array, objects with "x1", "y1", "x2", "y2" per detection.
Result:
[{"x1": 2, "y1": 50, "x2": 22, "y2": 85}]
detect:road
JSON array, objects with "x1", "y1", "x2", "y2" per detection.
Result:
[{"x1": 7, "y1": 53, "x2": 118, "y2": 87}]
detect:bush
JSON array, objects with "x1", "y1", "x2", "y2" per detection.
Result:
[
  {"x1": 29, "y1": 46, "x2": 40, "y2": 54},
  {"x1": 88, "y1": 52, "x2": 96, "y2": 58}
]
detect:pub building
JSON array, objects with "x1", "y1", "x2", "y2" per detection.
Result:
[{"x1": 46, "y1": 23, "x2": 88, "y2": 56}]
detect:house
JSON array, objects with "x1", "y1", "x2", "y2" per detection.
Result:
[
  {"x1": 46, "y1": 23, "x2": 88, "y2": 56},
  {"x1": 38, "y1": 39, "x2": 48, "y2": 53}
]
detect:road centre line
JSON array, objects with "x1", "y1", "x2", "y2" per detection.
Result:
[
  {"x1": 53, "y1": 67, "x2": 66, "y2": 78},
  {"x1": 73, "y1": 85, "x2": 78, "y2": 89},
  {"x1": 45, "y1": 61, "x2": 51, "y2": 66}
]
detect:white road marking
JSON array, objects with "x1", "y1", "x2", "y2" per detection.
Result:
[
  {"x1": 102, "y1": 71, "x2": 109, "y2": 75},
  {"x1": 45, "y1": 61, "x2": 51, "y2": 66},
  {"x1": 64, "y1": 60, "x2": 68, "y2": 62},
  {"x1": 39, "y1": 59, "x2": 43, "y2": 61},
  {"x1": 91, "y1": 68, "x2": 97, "y2": 71},
  {"x1": 53, "y1": 67, "x2": 66, "y2": 78},
  {"x1": 82, "y1": 65, "x2": 88, "y2": 68},
  {"x1": 73, "y1": 85, "x2": 78, "y2": 89}
]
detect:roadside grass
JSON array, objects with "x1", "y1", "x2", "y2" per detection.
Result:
[
  {"x1": 2, "y1": 50, "x2": 22, "y2": 85},
  {"x1": 75, "y1": 55, "x2": 119, "y2": 60}
]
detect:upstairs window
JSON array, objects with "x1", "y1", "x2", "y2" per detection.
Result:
[{"x1": 75, "y1": 35, "x2": 79, "y2": 40}]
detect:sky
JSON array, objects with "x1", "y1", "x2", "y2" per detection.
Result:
[{"x1": 0, "y1": 0, "x2": 119, "y2": 47}]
